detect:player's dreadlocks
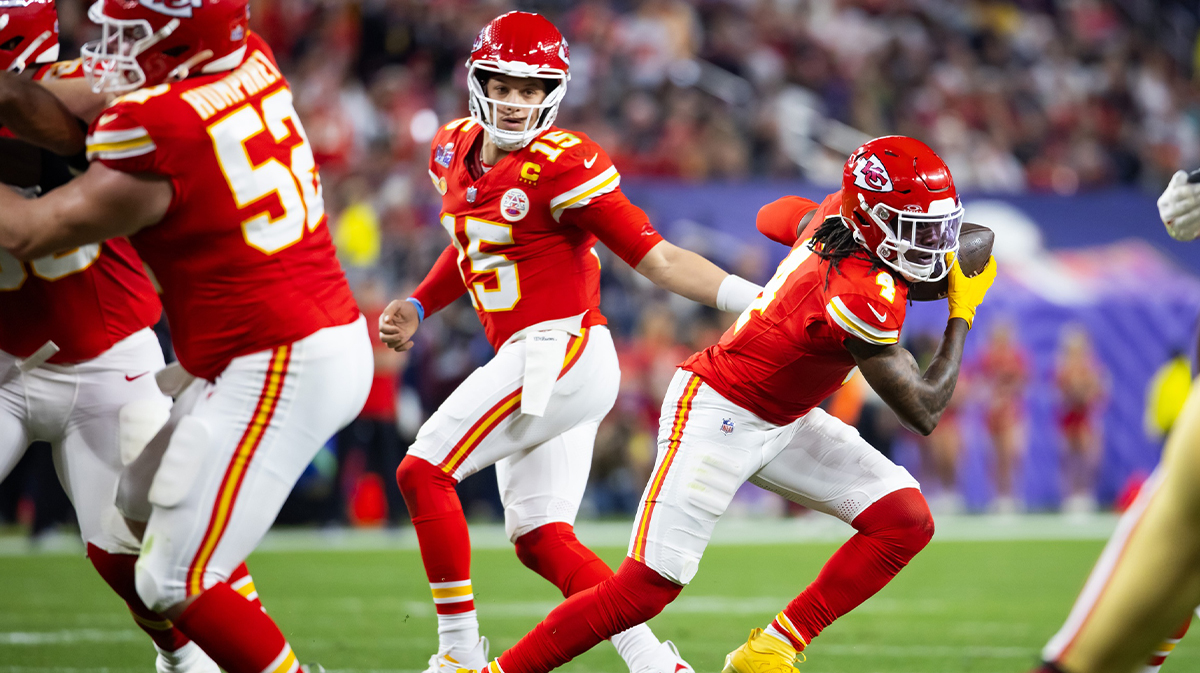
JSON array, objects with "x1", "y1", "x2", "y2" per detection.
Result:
[{"x1": 808, "y1": 214, "x2": 906, "y2": 291}]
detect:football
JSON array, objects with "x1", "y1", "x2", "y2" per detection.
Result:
[{"x1": 909, "y1": 222, "x2": 994, "y2": 302}]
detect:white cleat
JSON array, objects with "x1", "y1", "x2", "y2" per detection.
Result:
[
  {"x1": 423, "y1": 637, "x2": 490, "y2": 673},
  {"x1": 634, "y1": 640, "x2": 694, "y2": 673},
  {"x1": 155, "y1": 642, "x2": 220, "y2": 673}
]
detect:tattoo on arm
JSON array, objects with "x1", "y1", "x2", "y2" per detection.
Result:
[{"x1": 846, "y1": 318, "x2": 970, "y2": 435}]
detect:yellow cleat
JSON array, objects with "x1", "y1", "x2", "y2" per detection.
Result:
[{"x1": 721, "y1": 629, "x2": 804, "y2": 673}]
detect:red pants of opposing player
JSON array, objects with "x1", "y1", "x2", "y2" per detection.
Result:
[{"x1": 497, "y1": 489, "x2": 933, "y2": 673}]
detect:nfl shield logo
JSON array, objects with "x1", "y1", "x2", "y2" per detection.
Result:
[
  {"x1": 720, "y1": 418, "x2": 735, "y2": 435},
  {"x1": 466, "y1": 186, "x2": 478, "y2": 203}
]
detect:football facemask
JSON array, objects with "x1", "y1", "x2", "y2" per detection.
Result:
[
  {"x1": 856, "y1": 194, "x2": 963, "y2": 283},
  {"x1": 467, "y1": 61, "x2": 567, "y2": 151}
]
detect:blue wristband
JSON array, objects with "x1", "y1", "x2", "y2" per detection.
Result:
[{"x1": 405, "y1": 297, "x2": 425, "y2": 323}]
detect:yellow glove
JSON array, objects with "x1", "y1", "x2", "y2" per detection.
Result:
[{"x1": 946, "y1": 252, "x2": 996, "y2": 329}]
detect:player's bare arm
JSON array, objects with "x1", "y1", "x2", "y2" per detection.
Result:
[
  {"x1": 847, "y1": 319, "x2": 969, "y2": 435},
  {"x1": 38, "y1": 74, "x2": 110, "y2": 125},
  {"x1": 635, "y1": 239, "x2": 759, "y2": 310},
  {"x1": 848, "y1": 254, "x2": 996, "y2": 435},
  {"x1": 0, "y1": 161, "x2": 171, "y2": 259},
  {"x1": 0, "y1": 70, "x2": 85, "y2": 155}
]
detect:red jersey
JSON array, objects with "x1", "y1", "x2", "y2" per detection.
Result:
[
  {"x1": 0, "y1": 59, "x2": 161, "y2": 364},
  {"x1": 412, "y1": 119, "x2": 663, "y2": 350},
  {"x1": 683, "y1": 191, "x2": 908, "y2": 426},
  {"x1": 85, "y1": 34, "x2": 358, "y2": 380}
]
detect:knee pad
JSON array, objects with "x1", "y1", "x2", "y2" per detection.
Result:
[
  {"x1": 514, "y1": 522, "x2": 613, "y2": 597},
  {"x1": 397, "y1": 454, "x2": 459, "y2": 518},
  {"x1": 118, "y1": 397, "x2": 172, "y2": 466},
  {"x1": 149, "y1": 417, "x2": 210, "y2": 509}
]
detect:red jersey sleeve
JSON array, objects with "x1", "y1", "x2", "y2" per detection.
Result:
[
  {"x1": 410, "y1": 244, "x2": 467, "y2": 316},
  {"x1": 757, "y1": 196, "x2": 819, "y2": 247},
  {"x1": 823, "y1": 264, "x2": 907, "y2": 346},
  {"x1": 85, "y1": 100, "x2": 161, "y2": 174},
  {"x1": 551, "y1": 134, "x2": 663, "y2": 267}
]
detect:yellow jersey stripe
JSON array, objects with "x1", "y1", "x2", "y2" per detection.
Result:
[
  {"x1": 827, "y1": 301, "x2": 897, "y2": 345},
  {"x1": 553, "y1": 173, "x2": 619, "y2": 213}
]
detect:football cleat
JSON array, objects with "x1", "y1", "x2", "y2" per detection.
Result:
[
  {"x1": 154, "y1": 641, "x2": 219, "y2": 673},
  {"x1": 722, "y1": 628, "x2": 804, "y2": 673},
  {"x1": 634, "y1": 640, "x2": 694, "y2": 673},
  {"x1": 424, "y1": 637, "x2": 490, "y2": 673}
]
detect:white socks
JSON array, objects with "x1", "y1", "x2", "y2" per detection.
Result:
[
  {"x1": 438, "y1": 610, "x2": 480, "y2": 653},
  {"x1": 612, "y1": 624, "x2": 661, "y2": 671}
]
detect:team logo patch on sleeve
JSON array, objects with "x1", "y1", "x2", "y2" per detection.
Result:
[
  {"x1": 435, "y1": 142, "x2": 455, "y2": 168},
  {"x1": 500, "y1": 188, "x2": 529, "y2": 222},
  {"x1": 852, "y1": 153, "x2": 893, "y2": 193}
]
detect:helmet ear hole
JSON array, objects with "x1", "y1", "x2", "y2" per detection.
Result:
[
  {"x1": 0, "y1": 37, "x2": 23, "y2": 51},
  {"x1": 162, "y1": 44, "x2": 189, "y2": 58}
]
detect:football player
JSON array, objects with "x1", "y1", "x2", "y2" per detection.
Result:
[
  {"x1": 0, "y1": 3, "x2": 265, "y2": 673},
  {"x1": 1028, "y1": 172, "x2": 1200, "y2": 673},
  {"x1": 378, "y1": 11, "x2": 763, "y2": 673},
  {"x1": 436, "y1": 136, "x2": 996, "y2": 673},
  {"x1": 0, "y1": 2, "x2": 371, "y2": 673}
]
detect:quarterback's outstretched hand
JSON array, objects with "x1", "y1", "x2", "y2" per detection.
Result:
[
  {"x1": 1158, "y1": 169, "x2": 1200, "y2": 242},
  {"x1": 946, "y1": 253, "x2": 996, "y2": 329},
  {"x1": 379, "y1": 299, "x2": 420, "y2": 352}
]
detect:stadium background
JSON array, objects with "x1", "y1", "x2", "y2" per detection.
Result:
[{"x1": 5, "y1": 2, "x2": 1200, "y2": 670}]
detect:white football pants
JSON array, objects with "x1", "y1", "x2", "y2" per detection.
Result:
[
  {"x1": 117, "y1": 317, "x2": 372, "y2": 611},
  {"x1": 630, "y1": 369, "x2": 920, "y2": 585},
  {"x1": 0, "y1": 328, "x2": 168, "y2": 554},
  {"x1": 407, "y1": 325, "x2": 619, "y2": 541}
]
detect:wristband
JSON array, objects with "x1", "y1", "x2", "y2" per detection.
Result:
[
  {"x1": 716, "y1": 274, "x2": 763, "y2": 313},
  {"x1": 405, "y1": 297, "x2": 425, "y2": 323}
]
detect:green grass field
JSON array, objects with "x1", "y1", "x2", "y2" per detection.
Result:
[{"x1": 2, "y1": 524, "x2": 1196, "y2": 673}]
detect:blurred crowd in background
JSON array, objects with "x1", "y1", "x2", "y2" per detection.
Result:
[{"x1": 3, "y1": 0, "x2": 1199, "y2": 535}]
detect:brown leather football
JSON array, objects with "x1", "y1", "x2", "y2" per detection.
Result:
[{"x1": 909, "y1": 222, "x2": 994, "y2": 302}]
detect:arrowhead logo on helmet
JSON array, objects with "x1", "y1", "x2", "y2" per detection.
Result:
[
  {"x1": 852, "y1": 153, "x2": 893, "y2": 193},
  {"x1": 138, "y1": 0, "x2": 201, "y2": 18}
]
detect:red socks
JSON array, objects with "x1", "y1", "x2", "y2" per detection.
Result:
[
  {"x1": 174, "y1": 582, "x2": 296, "y2": 673},
  {"x1": 87, "y1": 543, "x2": 191, "y2": 652},
  {"x1": 397, "y1": 455, "x2": 475, "y2": 613},
  {"x1": 497, "y1": 558, "x2": 682, "y2": 673},
  {"x1": 228, "y1": 561, "x2": 265, "y2": 611},
  {"x1": 772, "y1": 488, "x2": 934, "y2": 648},
  {"x1": 514, "y1": 522, "x2": 614, "y2": 597}
]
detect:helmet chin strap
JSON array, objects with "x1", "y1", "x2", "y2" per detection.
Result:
[{"x1": 167, "y1": 48, "x2": 214, "y2": 82}]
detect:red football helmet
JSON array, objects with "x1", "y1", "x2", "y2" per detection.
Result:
[
  {"x1": 840, "y1": 136, "x2": 963, "y2": 282},
  {"x1": 82, "y1": 0, "x2": 249, "y2": 94},
  {"x1": 467, "y1": 11, "x2": 570, "y2": 151},
  {"x1": 0, "y1": 0, "x2": 59, "y2": 74}
]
